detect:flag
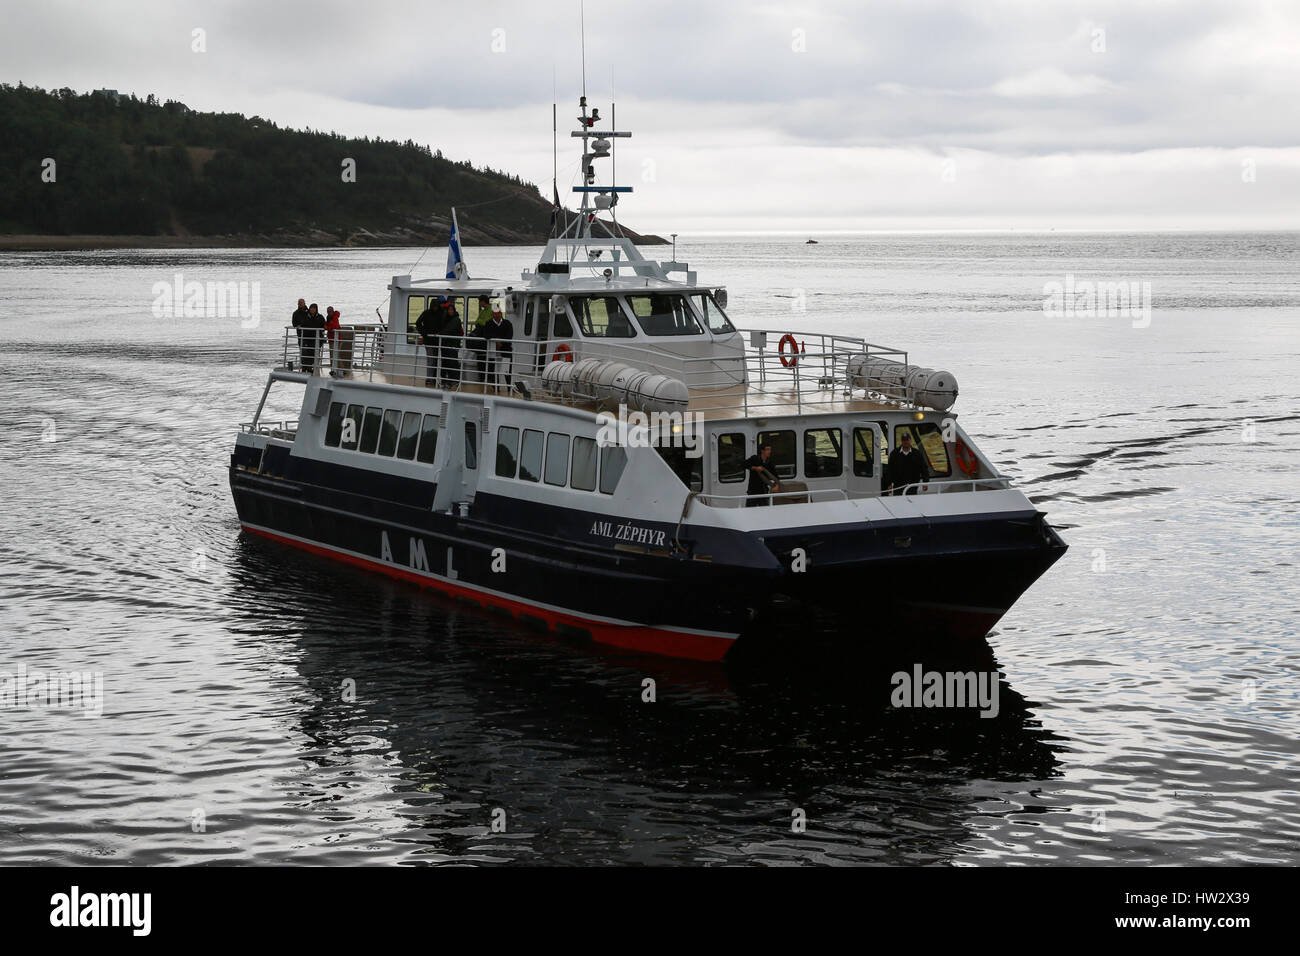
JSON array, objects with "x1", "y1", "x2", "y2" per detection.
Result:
[
  {"x1": 550, "y1": 184, "x2": 563, "y2": 235},
  {"x1": 446, "y1": 208, "x2": 468, "y2": 280}
]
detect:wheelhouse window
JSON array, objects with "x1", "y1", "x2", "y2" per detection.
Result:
[
  {"x1": 359, "y1": 406, "x2": 383, "y2": 454},
  {"x1": 571, "y1": 437, "x2": 597, "y2": 491},
  {"x1": 417, "y1": 415, "x2": 440, "y2": 464},
  {"x1": 717, "y1": 432, "x2": 746, "y2": 483},
  {"x1": 519, "y1": 428, "x2": 544, "y2": 482},
  {"x1": 692, "y1": 292, "x2": 735, "y2": 335},
  {"x1": 396, "y1": 411, "x2": 421, "y2": 459},
  {"x1": 627, "y1": 293, "x2": 703, "y2": 336},
  {"x1": 377, "y1": 409, "x2": 401, "y2": 456},
  {"x1": 544, "y1": 433, "x2": 571, "y2": 486},
  {"x1": 756, "y1": 429, "x2": 797, "y2": 479},
  {"x1": 324, "y1": 402, "x2": 345, "y2": 447},
  {"x1": 599, "y1": 446, "x2": 627, "y2": 494},
  {"x1": 572, "y1": 296, "x2": 635, "y2": 338},
  {"x1": 895, "y1": 422, "x2": 951, "y2": 477},
  {"x1": 852, "y1": 428, "x2": 875, "y2": 477},
  {"x1": 406, "y1": 296, "x2": 426, "y2": 333},
  {"x1": 803, "y1": 428, "x2": 843, "y2": 478},
  {"x1": 496, "y1": 426, "x2": 520, "y2": 478},
  {"x1": 553, "y1": 309, "x2": 574, "y2": 338}
]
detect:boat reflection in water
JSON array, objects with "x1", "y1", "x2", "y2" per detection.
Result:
[{"x1": 230, "y1": 533, "x2": 1064, "y2": 865}]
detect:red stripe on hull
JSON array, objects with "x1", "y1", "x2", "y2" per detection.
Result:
[{"x1": 241, "y1": 525, "x2": 734, "y2": 662}]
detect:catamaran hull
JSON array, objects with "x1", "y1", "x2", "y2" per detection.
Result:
[{"x1": 230, "y1": 458, "x2": 1066, "y2": 662}]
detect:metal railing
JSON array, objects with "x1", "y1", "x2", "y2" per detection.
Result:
[
  {"x1": 884, "y1": 477, "x2": 1013, "y2": 496},
  {"x1": 694, "y1": 487, "x2": 851, "y2": 508},
  {"x1": 278, "y1": 325, "x2": 923, "y2": 416}
]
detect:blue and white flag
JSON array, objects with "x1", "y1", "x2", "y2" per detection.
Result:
[{"x1": 446, "y1": 208, "x2": 468, "y2": 280}]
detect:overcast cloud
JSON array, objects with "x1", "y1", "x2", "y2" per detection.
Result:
[{"x1": 2, "y1": 0, "x2": 1297, "y2": 232}]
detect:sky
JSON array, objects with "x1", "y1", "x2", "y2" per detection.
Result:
[{"x1": 2, "y1": 0, "x2": 1297, "y2": 234}]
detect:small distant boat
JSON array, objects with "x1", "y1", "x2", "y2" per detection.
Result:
[{"x1": 805, "y1": 239, "x2": 819, "y2": 244}]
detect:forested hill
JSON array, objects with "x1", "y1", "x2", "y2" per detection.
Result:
[{"x1": 0, "y1": 84, "x2": 661, "y2": 247}]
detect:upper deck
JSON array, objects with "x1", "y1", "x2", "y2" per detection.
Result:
[{"x1": 280, "y1": 321, "x2": 952, "y2": 424}]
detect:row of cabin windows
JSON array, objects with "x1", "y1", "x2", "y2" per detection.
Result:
[
  {"x1": 407, "y1": 292, "x2": 736, "y2": 339},
  {"x1": 715, "y1": 422, "x2": 951, "y2": 482},
  {"x1": 323, "y1": 401, "x2": 439, "y2": 463},
  {"x1": 495, "y1": 427, "x2": 627, "y2": 495}
]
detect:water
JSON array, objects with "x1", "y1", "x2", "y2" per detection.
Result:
[{"x1": 2, "y1": 233, "x2": 1297, "y2": 865}]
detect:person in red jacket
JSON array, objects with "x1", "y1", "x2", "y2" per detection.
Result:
[{"x1": 324, "y1": 307, "x2": 341, "y2": 367}]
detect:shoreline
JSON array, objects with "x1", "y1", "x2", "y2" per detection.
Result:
[{"x1": 0, "y1": 231, "x2": 669, "y2": 251}]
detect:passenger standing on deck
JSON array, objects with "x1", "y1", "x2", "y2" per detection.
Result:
[
  {"x1": 415, "y1": 298, "x2": 446, "y2": 387},
  {"x1": 473, "y1": 294, "x2": 493, "y2": 331},
  {"x1": 434, "y1": 297, "x2": 464, "y2": 387},
  {"x1": 883, "y1": 431, "x2": 929, "y2": 495},
  {"x1": 745, "y1": 443, "x2": 779, "y2": 506},
  {"x1": 323, "y1": 307, "x2": 341, "y2": 371},
  {"x1": 291, "y1": 298, "x2": 310, "y2": 370},
  {"x1": 480, "y1": 302, "x2": 514, "y2": 387},
  {"x1": 301, "y1": 303, "x2": 326, "y2": 374}
]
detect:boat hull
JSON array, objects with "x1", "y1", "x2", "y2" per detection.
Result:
[{"x1": 231, "y1": 453, "x2": 1065, "y2": 662}]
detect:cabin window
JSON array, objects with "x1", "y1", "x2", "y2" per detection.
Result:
[
  {"x1": 757, "y1": 429, "x2": 797, "y2": 479},
  {"x1": 324, "y1": 402, "x2": 345, "y2": 447},
  {"x1": 359, "y1": 406, "x2": 383, "y2": 454},
  {"x1": 407, "y1": 296, "x2": 426, "y2": 333},
  {"x1": 376, "y1": 409, "x2": 401, "y2": 456},
  {"x1": 600, "y1": 446, "x2": 627, "y2": 494},
  {"x1": 553, "y1": 309, "x2": 574, "y2": 338},
  {"x1": 496, "y1": 426, "x2": 520, "y2": 478},
  {"x1": 803, "y1": 428, "x2": 843, "y2": 478},
  {"x1": 396, "y1": 411, "x2": 421, "y2": 459},
  {"x1": 852, "y1": 428, "x2": 875, "y2": 477},
  {"x1": 895, "y1": 422, "x2": 951, "y2": 477},
  {"x1": 656, "y1": 446, "x2": 703, "y2": 491},
  {"x1": 417, "y1": 415, "x2": 440, "y2": 463},
  {"x1": 519, "y1": 428, "x2": 544, "y2": 482},
  {"x1": 341, "y1": 404, "x2": 364, "y2": 450},
  {"x1": 627, "y1": 294, "x2": 703, "y2": 336},
  {"x1": 573, "y1": 296, "x2": 635, "y2": 338},
  {"x1": 717, "y1": 432, "x2": 746, "y2": 483},
  {"x1": 571, "y1": 436, "x2": 597, "y2": 491},
  {"x1": 692, "y1": 292, "x2": 735, "y2": 334},
  {"x1": 464, "y1": 421, "x2": 478, "y2": 469},
  {"x1": 545, "y1": 433, "x2": 571, "y2": 486}
]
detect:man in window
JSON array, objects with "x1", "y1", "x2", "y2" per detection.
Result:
[
  {"x1": 883, "y1": 431, "x2": 929, "y2": 495},
  {"x1": 745, "y1": 443, "x2": 779, "y2": 506}
]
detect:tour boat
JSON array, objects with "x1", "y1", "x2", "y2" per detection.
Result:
[{"x1": 229, "y1": 96, "x2": 1067, "y2": 662}]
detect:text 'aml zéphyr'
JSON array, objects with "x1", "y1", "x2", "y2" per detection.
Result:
[
  {"x1": 891, "y1": 664, "x2": 1000, "y2": 718},
  {"x1": 50, "y1": 886, "x2": 151, "y2": 936}
]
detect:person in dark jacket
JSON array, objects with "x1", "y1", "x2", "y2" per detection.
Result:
[
  {"x1": 300, "y1": 303, "x2": 326, "y2": 374},
  {"x1": 478, "y1": 303, "x2": 514, "y2": 387},
  {"x1": 744, "y1": 443, "x2": 779, "y2": 506},
  {"x1": 291, "y1": 298, "x2": 310, "y2": 370},
  {"x1": 883, "y1": 431, "x2": 929, "y2": 494},
  {"x1": 415, "y1": 297, "x2": 462, "y2": 387}
]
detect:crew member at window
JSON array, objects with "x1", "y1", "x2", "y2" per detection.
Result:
[
  {"x1": 745, "y1": 443, "x2": 779, "y2": 506},
  {"x1": 472, "y1": 294, "x2": 493, "y2": 331},
  {"x1": 883, "y1": 431, "x2": 929, "y2": 495}
]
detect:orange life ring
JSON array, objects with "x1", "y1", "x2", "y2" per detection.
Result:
[
  {"x1": 778, "y1": 333, "x2": 801, "y2": 368},
  {"x1": 955, "y1": 438, "x2": 979, "y2": 477},
  {"x1": 553, "y1": 343, "x2": 573, "y2": 363}
]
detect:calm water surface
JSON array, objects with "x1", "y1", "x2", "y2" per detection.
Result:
[{"x1": 1, "y1": 233, "x2": 1298, "y2": 865}]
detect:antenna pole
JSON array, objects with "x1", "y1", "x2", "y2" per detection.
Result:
[{"x1": 580, "y1": 1, "x2": 587, "y2": 99}]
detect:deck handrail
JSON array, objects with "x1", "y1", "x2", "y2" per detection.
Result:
[{"x1": 278, "y1": 325, "x2": 936, "y2": 416}]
